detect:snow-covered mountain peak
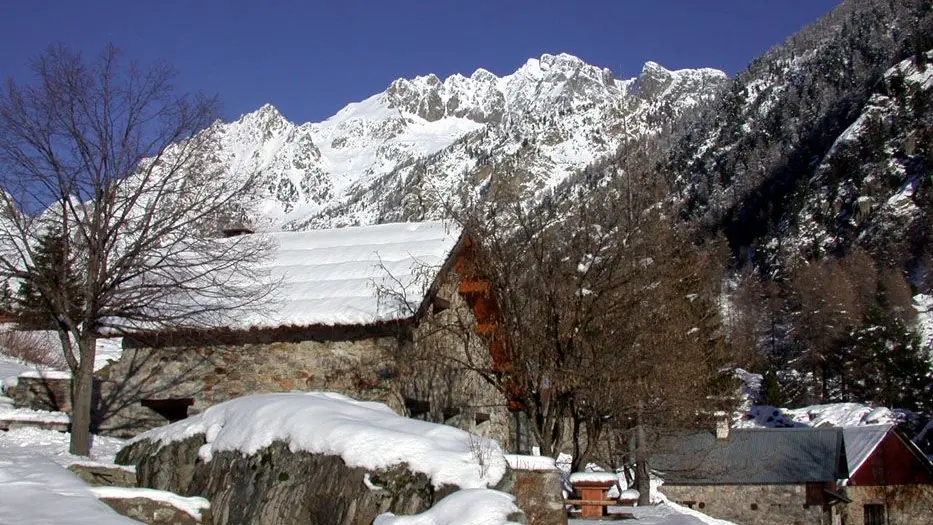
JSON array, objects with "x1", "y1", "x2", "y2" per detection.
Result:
[{"x1": 191, "y1": 53, "x2": 728, "y2": 230}]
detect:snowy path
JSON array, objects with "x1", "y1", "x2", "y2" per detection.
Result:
[
  {"x1": 570, "y1": 502, "x2": 734, "y2": 525},
  {"x1": 0, "y1": 444, "x2": 141, "y2": 524},
  {"x1": 0, "y1": 426, "x2": 138, "y2": 524}
]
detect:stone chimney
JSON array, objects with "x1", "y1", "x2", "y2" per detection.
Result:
[{"x1": 716, "y1": 417, "x2": 731, "y2": 440}]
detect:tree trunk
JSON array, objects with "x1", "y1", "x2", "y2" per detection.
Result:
[
  {"x1": 635, "y1": 402, "x2": 651, "y2": 506},
  {"x1": 69, "y1": 334, "x2": 96, "y2": 456}
]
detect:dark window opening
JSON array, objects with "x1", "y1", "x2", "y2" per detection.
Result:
[
  {"x1": 404, "y1": 397, "x2": 430, "y2": 418},
  {"x1": 141, "y1": 398, "x2": 194, "y2": 422},
  {"x1": 864, "y1": 504, "x2": 885, "y2": 525}
]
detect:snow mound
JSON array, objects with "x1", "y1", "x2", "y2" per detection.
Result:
[
  {"x1": 374, "y1": 488, "x2": 521, "y2": 525},
  {"x1": 131, "y1": 392, "x2": 506, "y2": 489},
  {"x1": 90, "y1": 486, "x2": 210, "y2": 521},
  {"x1": 737, "y1": 402, "x2": 899, "y2": 428},
  {"x1": 503, "y1": 454, "x2": 557, "y2": 471}
]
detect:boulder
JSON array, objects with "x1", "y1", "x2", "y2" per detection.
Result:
[
  {"x1": 119, "y1": 435, "x2": 440, "y2": 525},
  {"x1": 116, "y1": 434, "x2": 205, "y2": 494}
]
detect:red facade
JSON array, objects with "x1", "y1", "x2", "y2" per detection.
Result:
[{"x1": 849, "y1": 431, "x2": 933, "y2": 486}]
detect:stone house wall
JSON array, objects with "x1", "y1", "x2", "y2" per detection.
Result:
[
  {"x1": 9, "y1": 251, "x2": 514, "y2": 444},
  {"x1": 659, "y1": 484, "x2": 838, "y2": 525},
  {"x1": 843, "y1": 485, "x2": 933, "y2": 525},
  {"x1": 95, "y1": 335, "x2": 404, "y2": 436},
  {"x1": 401, "y1": 271, "x2": 512, "y2": 447},
  {"x1": 81, "y1": 262, "x2": 513, "y2": 441}
]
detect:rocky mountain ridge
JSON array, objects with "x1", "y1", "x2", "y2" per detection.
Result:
[{"x1": 204, "y1": 53, "x2": 727, "y2": 230}]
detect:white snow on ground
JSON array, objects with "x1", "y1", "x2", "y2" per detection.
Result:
[
  {"x1": 0, "y1": 399, "x2": 70, "y2": 425},
  {"x1": 568, "y1": 501, "x2": 737, "y2": 525},
  {"x1": 733, "y1": 369, "x2": 905, "y2": 429},
  {"x1": 0, "y1": 428, "x2": 139, "y2": 525},
  {"x1": 375, "y1": 488, "x2": 521, "y2": 525},
  {"x1": 89, "y1": 487, "x2": 209, "y2": 521},
  {"x1": 131, "y1": 392, "x2": 506, "y2": 490},
  {"x1": 0, "y1": 426, "x2": 127, "y2": 466},
  {"x1": 0, "y1": 354, "x2": 32, "y2": 388},
  {"x1": 18, "y1": 369, "x2": 72, "y2": 379},
  {"x1": 0, "y1": 334, "x2": 125, "y2": 385}
]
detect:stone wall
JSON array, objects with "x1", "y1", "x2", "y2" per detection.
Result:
[
  {"x1": 660, "y1": 484, "x2": 835, "y2": 525},
  {"x1": 12, "y1": 376, "x2": 76, "y2": 412},
  {"x1": 843, "y1": 485, "x2": 933, "y2": 525},
  {"x1": 509, "y1": 467, "x2": 566, "y2": 525},
  {"x1": 96, "y1": 335, "x2": 403, "y2": 436},
  {"x1": 402, "y1": 274, "x2": 513, "y2": 447}
]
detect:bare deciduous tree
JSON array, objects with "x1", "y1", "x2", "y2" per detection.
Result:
[
  {"x1": 0, "y1": 44, "x2": 270, "y2": 455},
  {"x1": 440, "y1": 137, "x2": 740, "y2": 503}
]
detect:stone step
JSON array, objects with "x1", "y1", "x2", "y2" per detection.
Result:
[
  {"x1": 0, "y1": 417, "x2": 71, "y2": 432},
  {"x1": 68, "y1": 462, "x2": 138, "y2": 488},
  {"x1": 90, "y1": 487, "x2": 211, "y2": 525}
]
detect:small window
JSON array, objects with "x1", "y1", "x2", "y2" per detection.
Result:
[
  {"x1": 864, "y1": 504, "x2": 885, "y2": 525},
  {"x1": 141, "y1": 398, "x2": 194, "y2": 422}
]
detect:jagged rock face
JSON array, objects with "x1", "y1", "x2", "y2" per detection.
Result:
[
  {"x1": 117, "y1": 434, "x2": 205, "y2": 495},
  {"x1": 785, "y1": 51, "x2": 933, "y2": 262},
  {"x1": 195, "y1": 53, "x2": 726, "y2": 230},
  {"x1": 117, "y1": 436, "x2": 455, "y2": 525}
]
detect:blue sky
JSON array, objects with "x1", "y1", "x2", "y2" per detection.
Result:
[{"x1": 0, "y1": 1, "x2": 840, "y2": 123}]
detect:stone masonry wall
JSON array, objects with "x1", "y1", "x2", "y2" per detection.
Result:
[
  {"x1": 660, "y1": 484, "x2": 834, "y2": 525},
  {"x1": 403, "y1": 270, "x2": 513, "y2": 448},
  {"x1": 96, "y1": 336, "x2": 403, "y2": 436},
  {"x1": 843, "y1": 485, "x2": 933, "y2": 525},
  {"x1": 12, "y1": 376, "x2": 75, "y2": 412}
]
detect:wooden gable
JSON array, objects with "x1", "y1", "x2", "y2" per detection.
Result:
[{"x1": 848, "y1": 430, "x2": 933, "y2": 486}]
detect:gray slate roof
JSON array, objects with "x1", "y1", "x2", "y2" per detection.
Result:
[
  {"x1": 842, "y1": 425, "x2": 891, "y2": 477},
  {"x1": 653, "y1": 428, "x2": 848, "y2": 485}
]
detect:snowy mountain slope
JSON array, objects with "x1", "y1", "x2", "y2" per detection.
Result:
[
  {"x1": 670, "y1": 0, "x2": 933, "y2": 253},
  {"x1": 199, "y1": 53, "x2": 726, "y2": 230},
  {"x1": 785, "y1": 50, "x2": 933, "y2": 261}
]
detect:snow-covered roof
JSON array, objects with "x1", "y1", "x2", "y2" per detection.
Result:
[{"x1": 242, "y1": 221, "x2": 461, "y2": 329}]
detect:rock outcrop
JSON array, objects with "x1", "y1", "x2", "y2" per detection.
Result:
[{"x1": 118, "y1": 436, "x2": 448, "y2": 525}]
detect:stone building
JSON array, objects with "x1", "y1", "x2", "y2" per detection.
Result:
[
  {"x1": 656, "y1": 427, "x2": 850, "y2": 525},
  {"x1": 655, "y1": 425, "x2": 933, "y2": 525},
  {"x1": 841, "y1": 425, "x2": 933, "y2": 525},
  {"x1": 84, "y1": 221, "x2": 513, "y2": 443}
]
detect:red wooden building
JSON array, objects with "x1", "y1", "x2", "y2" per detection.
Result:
[{"x1": 843, "y1": 425, "x2": 933, "y2": 525}]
